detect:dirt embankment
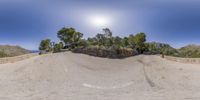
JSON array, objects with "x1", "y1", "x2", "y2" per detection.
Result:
[
  {"x1": 0, "y1": 53, "x2": 38, "y2": 64},
  {"x1": 164, "y1": 55, "x2": 200, "y2": 64}
]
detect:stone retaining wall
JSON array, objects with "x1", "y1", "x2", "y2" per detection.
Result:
[
  {"x1": 72, "y1": 47, "x2": 137, "y2": 58},
  {"x1": 0, "y1": 53, "x2": 38, "y2": 64},
  {"x1": 164, "y1": 56, "x2": 200, "y2": 64}
]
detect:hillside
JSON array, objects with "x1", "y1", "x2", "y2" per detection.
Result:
[
  {"x1": 146, "y1": 42, "x2": 178, "y2": 55},
  {"x1": 145, "y1": 43, "x2": 200, "y2": 58},
  {"x1": 178, "y1": 44, "x2": 200, "y2": 58},
  {"x1": 0, "y1": 52, "x2": 199, "y2": 100},
  {"x1": 0, "y1": 45, "x2": 31, "y2": 57}
]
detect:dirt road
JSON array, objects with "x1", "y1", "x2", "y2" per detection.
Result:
[{"x1": 0, "y1": 52, "x2": 200, "y2": 100}]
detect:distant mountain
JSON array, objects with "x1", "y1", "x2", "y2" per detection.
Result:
[
  {"x1": 179, "y1": 44, "x2": 200, "y2": 51},
  {"x1": 148, "y1": 42, "x2": 172, "y2": 49},
  {"x1": 145, "y1": 42, "x2": 178, "y2": 56},
  {"x1": 145, "y1": 43, "x2": 200, "y2": 58},
  {"x1": 178, "y1": 44, "x2": 200, "y2": 58},
  {"x1": 0, "y1": 45, "x2": 31, "y2": 57}
]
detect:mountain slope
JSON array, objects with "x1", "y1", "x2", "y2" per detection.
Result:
[
  {"x1": 0, "y1": 45, "x2": 31, "y2": 57},
  {"x1": 178, "y1": 44, "x2": 200, "y2": 58}
]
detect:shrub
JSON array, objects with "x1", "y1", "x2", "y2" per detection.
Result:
[
  {"x1": 53, "y1": 42, "x2": 64, "y2": 53},
  {"x1": 0, "y1": 51, "x2": 8, "y2": 58}
]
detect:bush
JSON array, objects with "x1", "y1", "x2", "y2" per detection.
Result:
[
  {"x1": 0, "y1": 51, "x2": 8, "y2": 58},
  {"x1": 53, "y1": 42, "x2": 63, "y2": 53}
]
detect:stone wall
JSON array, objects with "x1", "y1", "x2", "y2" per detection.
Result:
[
  {"x1": 72, "y1": 47, "x2": 137, "y2": 58},
  {"x1": 164, "y1": 56, "x2": 200, "y2": 64},
  {"x1": 0, "y1": 53, "x2": 38, "y2": 64}
]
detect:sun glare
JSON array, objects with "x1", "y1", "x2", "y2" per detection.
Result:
[{"x1": 88, "y1": 15, "x2": 111, "y2": 27}]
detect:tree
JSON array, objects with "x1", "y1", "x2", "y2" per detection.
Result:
[
  {"x1": 105, "y1": 37, "x2": 113, "y2": 48},
  {"x1": 128, "y1": 34, "x2": 135, "y2": 49},
  {"x1": 133, "y1": 32, "x2": 146, "y2": 53},
  {"x1": 103, "y1": 28, "x2": 112, "y2": 38},
  {"x1": 78, "y1": 39, "x2": 88, "y2": 47},
  {"x1": 145, "y1": 43, "x2": 159, "y2": 54},
  {"x1": 121, "y1": 37, "x2": 129, "y2": 48},
  {"x1": 39, "y1": 39, "x2": 52, "y2": 52},
  {"x1": 57, "y1": 27, "x2": 83, "y2": 45},
  {"x1": 86, "y1": 28, "x2": 113, "y2": 48},
  {"x1": 113, "y1": 36, "x2": 122, "y2": 48},
  {"x1": 73, "y1": 31, "x2": 83, "y2": 43},
  {"x1": 53, "y1": 42, "x2": 64, "y2": 53},
  {"x1": 96, "y1": 33, "x2": 105, "y2": 46},
  {"x1": 87, "y1": 37, "x2": 98, "y2": 46}
]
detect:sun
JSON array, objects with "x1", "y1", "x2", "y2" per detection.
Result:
[{"x1": 87, "y1": 15, "x2": 111, "y2": 27}]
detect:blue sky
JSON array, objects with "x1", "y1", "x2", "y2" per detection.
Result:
[{"x1": 0, "y1": 0, "x2": 200, "y2": 50}]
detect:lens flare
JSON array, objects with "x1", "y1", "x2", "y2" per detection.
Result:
[{"x1": 87, "y1": 15, "x2": 111, "y2": 27}]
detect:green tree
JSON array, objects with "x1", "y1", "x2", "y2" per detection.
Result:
[
  {"x1": 78, "y1": 39, "x2": 89, "y2": 47},
  {"x1": 121, "y1": 37, "x2": 129, "y2": 48},
  {"x1": 105, "y1": 38, "x2": 113, "y2": 48},
  {"x1": 103, "y1": 28, "x2": 112, "y2": 38},
  {"x1": 133, "y1": 32, "x2": 146, "y2": 53},
  {"x1": 73, "y1": 31, "x2": 83, "y2": 43},
  {"x1": 87, "y1": 37, "x2": 98, "y2": 46},
  {"x1": 145, "y1": 43, "x2": 159, "y2": 54},
  {"x1": 113, "y1": 36, "x2": 122, "y2": 48},
  {"x1": 128, "y1": 34, "x2": 135, "y2": 49},
  {"x1": 96, "y1": 33, "x2": 106, "y2": 46},
  {"x1": 53, "y1": 42, "x2": 64, "y2": 53},
  {"x1": 39, "y1": 39, "x2": 52, "y2": 52},
  {"x1": 57, "y1": 27, "x2": 83, "y2": 45}
]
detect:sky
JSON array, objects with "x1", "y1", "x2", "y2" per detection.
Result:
[{"x1": 0, "y1": 0, "x2": 200, "y2": 50}]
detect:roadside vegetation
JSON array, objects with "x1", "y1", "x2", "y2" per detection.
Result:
[
  {"x1": 177, "y1": 45, "x2": 200, "y2": 58},
  {"x1": 39, "y1": 27, "x2": 200, "y2": 58}
]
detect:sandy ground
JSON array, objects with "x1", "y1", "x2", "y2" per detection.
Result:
[{"x1": 0, "y1": 52, "x2": 200, "y2": 100}]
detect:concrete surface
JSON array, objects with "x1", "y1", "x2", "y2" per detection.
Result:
[{"x1": 0, "y1": 52, "x2": 200, "y2": 100}]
